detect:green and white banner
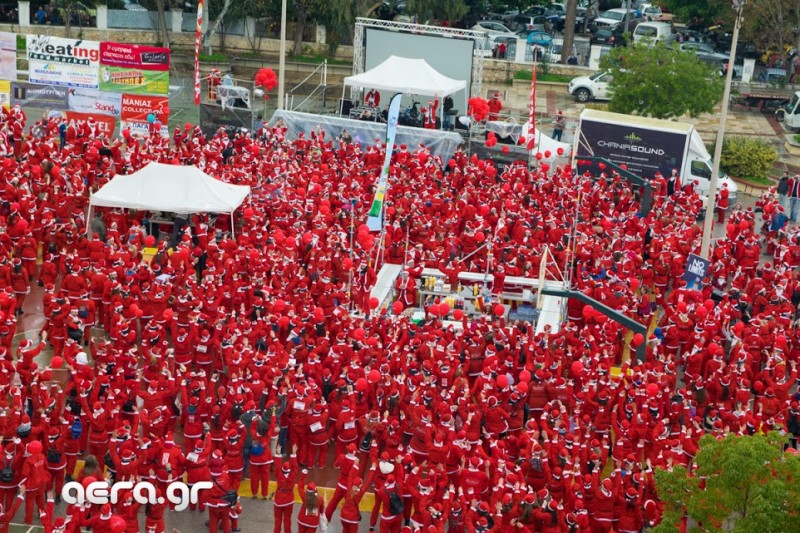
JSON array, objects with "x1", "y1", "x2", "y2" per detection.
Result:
[{"x1": 366, "y1": 93, "x2": 402, "y2": 232}]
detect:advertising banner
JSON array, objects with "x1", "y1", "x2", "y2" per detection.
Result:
[
  {"x1": 121, "y1": 94, "x2": 169, "y2": 137},
  {"x1": 99, "y1": 42, "x2": 170, "y2": 95},
  {"x1": 48, "y1": 110, "x2": 116, "y2": 136},
  {"x1": 576, "y1": 118, "x2": 687, "y2": 180},
  {"x1": 11, "y1": 82, "x2": 69, "y2": 110},
  {"x1": 0, "y1": 32, "x2": 15, "y2": 81},
  {"x1": 26, "y1": 35, "x2": 100, "y2": 89},
  {"x1": 99, "y1": 67, "x2": 169, "y2": 95},
  {"x1": 99, "y1": 43, "x2": 170, "y2": 70},
  {"x1": 68, "y1": 88, "x2": 122, "y2": 117},
  {"x1": 0, "y1": 81, "x2": 9, "y2": 110}
]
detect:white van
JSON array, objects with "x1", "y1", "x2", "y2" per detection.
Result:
[{"x1": 633, "y1": 22, "x2": 676, "y2": 46}]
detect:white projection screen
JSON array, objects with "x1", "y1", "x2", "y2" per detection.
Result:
[{"x1": 364, "y1": 28, "x2": 473, "y2": 111}]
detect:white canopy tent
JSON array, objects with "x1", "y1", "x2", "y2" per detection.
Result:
[
  {"x1": 89, "y1": 162, "x2": 251, "y2": 237},
  {"x1": 343, "y1": 56, "x2": 467, "y2": 97}
]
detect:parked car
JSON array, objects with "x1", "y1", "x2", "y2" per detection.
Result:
[
  {"x1": 123, "y1": 0, "x2": 148, "y2": 11},
  {"x1": 509, "y1": 14, "x2": 549, "y2": 33},
  {"x1": 639, "y1": 3, "x2": 663, "y2": 21},
  {"x1": 523, "y1": 5, "x2": 561, "y2": 24},
  {"x1": 555, "y1": 7, "x2": 588, "y2": 32},
  {"x1": 591, "y1": 8, "x2": 642, "y2": 32},
  {"x1": 680, "y1": 43, "x2": 743, "y2": 78},
  {"x1": 569, "y1": 71, "x2": 614, "y2": 102},
  {"x1": 632, "y1": 22, "x2": 676, "y2": 46},
  {"x1": 472, "y1": 20, "x2": 517, "y2": 37},
  {"x1": 590, "y1": 27, "x2": 626, "y2": 47}
]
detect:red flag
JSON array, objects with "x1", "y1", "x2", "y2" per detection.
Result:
[{"x1": 528, "y1": 63, "x2": 537, "y2": 149}]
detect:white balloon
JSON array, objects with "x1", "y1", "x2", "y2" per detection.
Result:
[
  {"x1": 253, "y1": 88, "x2": 265, "y2": 97},
  {"x1": 458, "y1": 116, "x2": 471, "y2": 127}
]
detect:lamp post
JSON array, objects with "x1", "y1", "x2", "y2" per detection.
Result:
[
  {"x1": 277, "y1": 0, "x2": 287, "y2": 110},
  {"x1": 700, "y1": 0, "x2": 745, "y2": 258}
]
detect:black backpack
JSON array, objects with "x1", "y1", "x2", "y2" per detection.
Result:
[{"x1": 388, "y1": 492, "x2": 404, "y2": 516}]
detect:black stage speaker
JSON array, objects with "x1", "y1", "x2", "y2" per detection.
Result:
[{"x1": 339, "y1": 98, "x2": 354, "y2": 117}]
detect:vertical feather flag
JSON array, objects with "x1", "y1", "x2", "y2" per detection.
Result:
[
  {"x1": 193, "y1": 0, "x2": 204, "y2": 105},
  {"x1": 366, "y1": 93, "x2": 402, "y2": 232}
]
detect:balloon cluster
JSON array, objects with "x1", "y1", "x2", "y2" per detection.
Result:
[
  {"x1": 254, "y1": 68, "x2": 278, "y2": 100},
  {"x1": 467, "y1": 97, "x2": 489, "y2": 122},
  {"x1": 485, "y1": 131, "x2": 497, "y2": 148}
]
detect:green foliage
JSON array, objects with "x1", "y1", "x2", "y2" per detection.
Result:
[
  {"x1": 654, "y1": 432, "x2": 800, "y2": 533},
  {"x1": 199, "y1": 52, "x2": 229, "y2": 62},
  {"x1": 720, "y1": 136, "x2": 778, "y2": 181},
  {"x1": 659, "y1": 0, "x2": 730, "y2": 25},
  {"x1": 406, "y1": 0, "x2": 468, "y2": 23},
  {"x1": 16, "y1": 35, "x2": 25, "y2": 51},
  {"x1": 793, "y1": 134, "x2": 800, "y2": 144},
  {"x1": 512, "y1": 70, "x2": 572, "y2": 83},
  {"x1": 741, "y1": 0, "x2": 800, "y2": 52},
  {"x1": 599, "y1": 41, "x2": 724, "y2": 119}
]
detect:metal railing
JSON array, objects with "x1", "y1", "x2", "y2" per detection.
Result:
[{"x1": 286, "y1": 60, "x2": 329, "y2": 112}]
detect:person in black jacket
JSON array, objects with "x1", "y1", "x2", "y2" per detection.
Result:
[{"x1": 777, "y1": 170, "x2": 789, "y2": 210}]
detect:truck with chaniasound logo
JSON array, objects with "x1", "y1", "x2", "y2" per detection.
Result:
[{"x1": 574, "y1": 109, "x2": 737, "y2": 206}]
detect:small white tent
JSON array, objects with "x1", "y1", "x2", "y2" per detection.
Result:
[
  {"x1": 343, "y1": 56, "x2": 466, "y2": 97},
  {"x1": 89, "y1": 163, "x2": 251, "y2": 235}
]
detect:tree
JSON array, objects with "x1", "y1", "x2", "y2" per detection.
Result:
[
  {"x1": 654, "y1": 432, "x2": 800, "y2": 533},
  {"x1": 405, "y1": 0, "x2": 468, "y2": 24},
  {"x1": 740, "y1": 0, "x2": 800, "y2": 54},
  {"x1": 322, "y1": 0, "x2": 384, "y2": 46},
  {"x1": 659, "y1": 0, "x2": 729, "y2": 27},
  {"x1": 560, "y1": 0, "x2": 577, "y2": 64},
  {"x1": 599, "y1": 41, "x2": 724, "y2": 119}
]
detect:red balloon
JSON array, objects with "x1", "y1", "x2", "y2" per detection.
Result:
[
  {"x1": 134, "y1": 308, "x2": 144, "y2": 319},
  {"x1": 82, "y1": 476, "x2": 97, "y2": 489},
  {"x1": 502, "y1": 146, "x2": 510, "y2": 154},
  {"x1": 493, "y1": 304, "x2": 505, "y2": 316},
  {"x1": 110, "y1": 516, "x2": 126, "y2": 533},
  {"x1": 353, "y1": 328, "x2": 366, "y2": 341},
  {"x1": 598, "y1": 162, "x2": 606, "y2": 170},
  {"x1": 632, "y1": 333, "x2": 645, "y2": 347},
  {"x1": 571, "y1": 361, "x2": 584, "y2": 377},
  {"x1": 243, "y1": 207, "x2": 254, "y2": 219},
  {"x1": 620, "y1": 164, "x2": 627, "y2": 170},
  {"x1": 314, "y1": 307, "x2": 325, "y2": 322},
  {"x1": 448, "y1": 159, "x2": 456, "y2": 168},
  {"x1": 392, "y1": 301, "x2": 404, "y2": 314},
  {"x1": 535, "y1": 152, "x2": 543, "y2": 160},
  {"x1": 708, "y1": 342, "x2": 720, "y2": 355},
  {"x1": 629, "y1": 278, "x2": 640, "y2": 290},
  {"x1": 144, "y1": 235, "x2": 156, "y2": 247},
  {"x1": 556, "y1": 147, "x2": 565, "y2": 156},
  {"x1": 475, "y1": 231, "x2": 486, "y2": 243},
  {"x1": 369, "y1": 297, "x2": 380, "y2": 309},
  {"x1": 646, "y1": 383, "x2": 659, "y2": 397},
  {"x1": 278, "y1": 316, "x2": 290, "y2": 328},
  {"x1": 544, "y1": 150, "x2": 551, "y2": 158},
  {"x1": 273, "y1": 300, "x2": 286, "y2": 313},
  {"x1": 368, "y1": 369, "x2": 381, "y2": 383},
  {"x1": 453, "y1": 309, "x2": 464, "y2": 321},
  {"x1": 429, "y1": 304, "x2": 440, "y2": 317},
  {"x1": 355, "y1": 378, "x2": 368, "y2": 392},
  {"x1": 439, "y1": 302, "x2": 450, "y2": 316},
  {"x1": 704, "y1": 299, "x2": 715, "y2": 311},
  {"x1": 519, "y1": 370, "x2": 531, "y2": 383},
  {"x1": 342, "y1": 258, "x2": 353, "y2": 270},
  {"x1": 582, "y1": 305, "x2": 594, "y2": 320},
  {"x1": 51, "y1": 356, "x2": 63, "y2": 369},
  {"x1": 163, "y1": 309, "x2": 174, "y2": 321},
  {"x1": 516, "y1": 381, "x2": 528, "y2": 394},
  {"x1": 496, "y1": 374, "x2": 509, "y2": 388}
]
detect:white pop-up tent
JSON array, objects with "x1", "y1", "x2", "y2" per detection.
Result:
[
  {"x1": 343, "y1": 56, "x2": 467, "y2": 97},
  {"x1": 89, "y1": 162, "x2": 251, "y2": 236}
]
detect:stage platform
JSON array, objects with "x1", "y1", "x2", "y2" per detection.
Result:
[{"x1": 270, "y1": 110, "x2": 465, "y2": 161}]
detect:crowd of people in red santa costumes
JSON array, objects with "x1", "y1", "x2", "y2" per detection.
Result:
[{"x1": 0, "y1": 100, "x2": 797, "y2": 533}]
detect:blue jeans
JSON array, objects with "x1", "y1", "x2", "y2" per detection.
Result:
[
  {"x1": 780, "y1": 194, "x2": 789, "y2": 210},
  {"x1": 443, "y1": 113, "x2": 452, "y2": 130},
  {"x1": 791, "y1": 196, "x2": 800, "y2": 221}
]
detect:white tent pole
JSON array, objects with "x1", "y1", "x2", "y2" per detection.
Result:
[
  {"x1": 340, "y1": 84, "x2": 346, "y2": 116},
  {"x1": 230, "y1": 212, "x2": 235, "y2": 238},
  {"x1": 86, "y1": 201, "x2": 93, "y2": 236}
]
